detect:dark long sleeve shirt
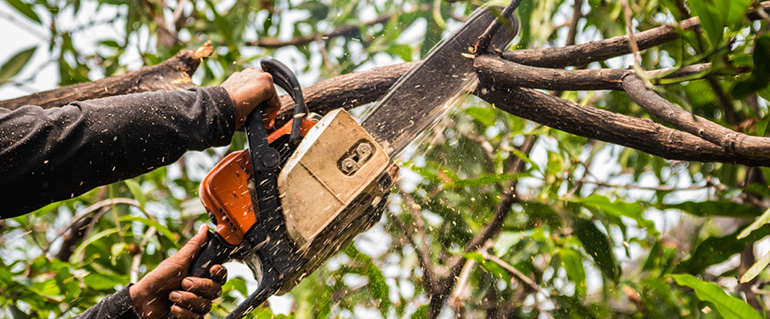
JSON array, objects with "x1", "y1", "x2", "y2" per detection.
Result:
[
  {"x1": 0, "y1": 87, "x2": 236, "y2": 218},
  {"x1": 72, "y1": 286, "x2": 140, "y2": 319}
]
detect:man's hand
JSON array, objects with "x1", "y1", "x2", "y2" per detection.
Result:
[
  {"x1": 221, "y1": 68, "x2": 281, "y2": 129},
  {"x1": 129, "y1": 225, "x2": 228, "y2": 319}
]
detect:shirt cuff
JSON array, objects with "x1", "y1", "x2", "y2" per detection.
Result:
[{"x1": 115, "y1": 284, "x2": 142, "y2": 319}]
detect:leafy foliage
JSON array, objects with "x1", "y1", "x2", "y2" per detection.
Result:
[{"x1": 2, "y1": 0, "x2": 770, "y2": 318}]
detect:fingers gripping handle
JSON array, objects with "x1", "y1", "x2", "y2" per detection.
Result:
[{"x1": 189, "y1": 232, "x2": 235, "y2": 279}]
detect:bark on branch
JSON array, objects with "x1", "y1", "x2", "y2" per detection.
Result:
[
  {"x1": 0, "y1": 43, "x2": 214, "y2": 110},
  {"x1": 622, "y1": 75, "x2": 770, "y2": 156},
  {"x1": 473, "y1": 79, "x2": 770, "y2": 167}
]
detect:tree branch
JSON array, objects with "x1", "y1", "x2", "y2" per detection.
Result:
[
  {"x1": 0, "y1": 42, "x2": 213, "y2": 110},
  {"x1": 622, "y1": 75, "x2": 770, "y2": 157},
  {"x1": 565, "y1": 0, "x2": 583, "y2": 47},
  {"x1": 504, "y1": 2, "x2": 770, "y2": 68},
  {"x1": 475, "y1": 79, "x2": 770, "y2": 167}
]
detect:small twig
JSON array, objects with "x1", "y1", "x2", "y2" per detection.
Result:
[
  {"x1": 478, "y1": 243, "x2": 541, "y2": 293},
  {"x1": 449, "y1": 258, "x2": 476, "y2": 318},
  {"x1": 576, "y1": 178, "x2": 714, "y2": 192},
  {"x1": 621, "y1": 0, "x2": 643, "y2": 68},
  {"x1": 565, "y1": 0, "x2": 583, "y2": 47},
  {"x1": 172, "y1": 0, "x2": 189, "y2": 29},
  {"x1": 130, "y1": 227, "x2": 157, "y2": 283},
  {"x1": 475, "y1": 0, "x2": 523, "y2": 53},
  {"x1": 400, "y1": 191, "x2": 447, "y2": 287}
]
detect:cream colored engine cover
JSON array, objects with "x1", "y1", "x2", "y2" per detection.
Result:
[{"x1": 277, "y1": 108, "x2": 391, "y2": 253}]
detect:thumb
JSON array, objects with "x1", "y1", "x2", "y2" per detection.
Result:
[{"x1": 169, "y1": 224, "x2": 210, "y2": 268}]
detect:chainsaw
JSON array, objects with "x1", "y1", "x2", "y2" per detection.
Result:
[{"x1": 190, "y1": 5, "x2": 519, "y2": 318}]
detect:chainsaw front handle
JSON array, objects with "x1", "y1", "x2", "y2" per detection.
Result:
[{"x1": 259, "y1": 57, "x2": 307, "y2": 143}]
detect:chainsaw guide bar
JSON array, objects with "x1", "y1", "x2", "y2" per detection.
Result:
[{"x1": 361, "y1": 6, "x2": 519, "y2": 158}]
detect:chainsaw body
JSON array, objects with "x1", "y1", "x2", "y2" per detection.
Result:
[
  {"x1": 192, "y1": 57, "x2": 395, "y2": 319},
  {"x1": 192, "y1": 5, "x2": 519, "y2": 317}
]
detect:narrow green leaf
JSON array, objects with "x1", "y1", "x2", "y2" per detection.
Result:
[
  {"x1": 494, "y1": 230, "x2": 534, "y2": 257},
  {"x1": 110, "y1": 243, "x2": 127, "y2": 265},
  {"x1": 365, "y1": 258, "x2": 392, "y2": 312},
  {"x1": 671, "y1": 274, "x2": 761, "y2": 319},
  {"x1": 464, "y1": 252, "x2": 512, "y2": 282},
  {"x1": 733, "y1": 35, "x2": 770, "y2": 99},
  {"x1": 387, "y1": 44, "x2": 413, "y2": 62},
  {"x1": 222, "y1": 277, "x2": 248, "y2": 297},
  {"x1": 737, "y1": 206, "x2": 770, "y2": 239},
  {"x1": 6, "y1": 0, "x2": 41, "y2": 23},
  {"x1": 72, "y1": 229, "x2": 119, "y2": 260},
  {"x1": 741, "y1": 249, "x2": 770, "y2": 283},
  {"x1": 581, "y1": 194, "x2": 658, "y2": 236},
  {"x1": 120, "y1": 216, "x2": 178, "y2": 246},
  {"x1": 666, "y1": 200, "x2": 763, "y2": 218},
  {"x1": 675, "y1": 225, "x2": 770, "y2": 274},
  {"x1": 464, "y1": 106, "x2": 497, "y2": 127},
  {"x1": 573, "y1": 218, "x2": 620, "y2": 281},
  {"x1": 559, "y1": 248, "x2": 587, "y2": 297},
  {"x1": 724, "y1": 0, "x2": 751, "y2": 29},
  {"x1": 83, "y1": 272, "x2": 127, "y2": 290},
  {"x1": 411, "y1": 305, "x2": 428, "y2": 319},
  {"x1": 446, "y1": 172, "x2": 528, "y2": 189},
  {"x1": 0, "y1": 46, "x2": 36, "y2": 83},
  {"x1": 125, "y1": 179, "x2": 146, "y2": 210},
  {"x1": 689, "y1": 0, "x2": 723, "y2": 48},
  {"x1": 8, "y1": 304, "x2": 32, "y2": 319}
]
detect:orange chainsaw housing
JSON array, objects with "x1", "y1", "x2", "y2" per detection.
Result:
[{"x1": 199, "y1": 118, "x2": 317, "y2": 245}]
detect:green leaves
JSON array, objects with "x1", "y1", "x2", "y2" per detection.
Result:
[
  {"x1": 666, "y1": 200, "x2": 764, "y2": 218},
  {"x1": 738, "y1": 206, "x2": 770, "y2": 283},
  {"x1": 733, "y1": 35, "x2": 770, "y2": 99},
  {"x1": 559, "y1": 248, "x2": 587, "y2": 297},
  {"x1": 124, "y1": 179, "x2": 146, "y2": 210},
  {"x1": 6, "y1": 0, "x2": 41, "y2": 23},
  {"x1": 580, "y1": 194, "x2": 657, "y2": 236},
  {"x1": 675, "y1": 225, "x2": 770, "y2": 274},
  {"x1": 0, "y1": 46, "x2": 36, "y2": 83},
  {"x1": 573, "y1": 218, "x2": 620, "y2": 281},
  {"x1": 688, "y1": 0, "x2": 751, "y2": 48},
  {"x1": 671, "y1": 274, "x2": 761, "y2": 319}
]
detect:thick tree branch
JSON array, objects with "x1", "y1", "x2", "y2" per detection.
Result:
[
  {"x1": 274, "y1": 62, "x2": 417, "y2": 124},
  {"x1": 622, "y1": 75, "x2": 770, "y2": 157},
  {"x1": 0, "y1": 42, "x2": 213, "y2": 110},
  {"x1": 474, "y1": 78, "x2": 770, "y2": 167},
  {"x1": 504, "y1": 2, "x2": 770, "y2": 68},
  {"x1": 503, "y1": 17, "x2": 698, "y2": 68}
]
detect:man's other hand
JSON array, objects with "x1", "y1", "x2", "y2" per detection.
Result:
[
  {"x1": 221, "y1": 68, "x2": 281, "y2": 129},
  {"x1": 129, "y1": 225, "x2": 228, "y2": 319}
]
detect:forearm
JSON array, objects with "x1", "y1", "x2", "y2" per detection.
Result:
[
  {"x1": 72, "y1": 285, "x2": 140, "y2": 319},
  {"x1": 0, "y1": 87, "x2": 236, "y2": 217}
]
